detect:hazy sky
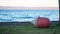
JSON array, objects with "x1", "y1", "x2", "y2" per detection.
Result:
[{"x1": 0, "y1": 0, "x2": 59, "y2": 7}]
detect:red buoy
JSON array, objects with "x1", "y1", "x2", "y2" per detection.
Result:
[{"x1": 36, "y1": 17, "x2": 51, "y2": 28}]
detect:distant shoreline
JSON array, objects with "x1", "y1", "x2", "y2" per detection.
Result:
[
  {"x1": 0, "y1": 21, "x2": 59, "y2": 26},
  {"x1": 0, "y1": 6, "x2": 59, "y2": 10}
]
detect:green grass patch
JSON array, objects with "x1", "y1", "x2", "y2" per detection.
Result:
[
  {"x1": 0, "y1": 25, "x2": 59, "y2": 34},
  {"x1": 0, "y1": 23, "x2": 60, "y2": 34}
]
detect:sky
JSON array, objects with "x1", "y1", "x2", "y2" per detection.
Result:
[{"x1": 0, "y1": 0, "x2": 59, "y2": 7}]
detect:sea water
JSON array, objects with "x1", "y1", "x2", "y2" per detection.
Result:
[{"x1": 0, "y1": 10, "x2": 59, "y2": 22}]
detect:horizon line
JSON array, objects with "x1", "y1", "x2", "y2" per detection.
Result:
[{"x1": 0, "y1": 6, "x2": 59, "y2": 10}]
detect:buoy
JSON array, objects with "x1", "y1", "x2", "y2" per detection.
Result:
[{"x1": 32, "y1": 17, "x2": 51, "y2": 28}]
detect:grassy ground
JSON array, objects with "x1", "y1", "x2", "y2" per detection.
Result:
[{"x1": 0, "y1": 22, "x2": 60, "y2": 34}]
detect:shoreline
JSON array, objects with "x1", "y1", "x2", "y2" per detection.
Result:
[{"x1": 0, "y1": 21, "x2": 59, "y2": 26}]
